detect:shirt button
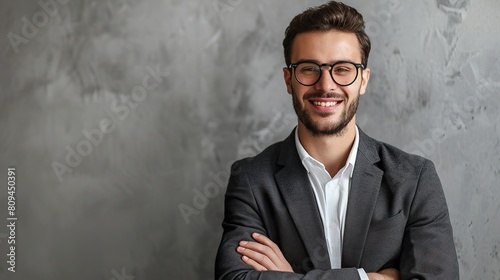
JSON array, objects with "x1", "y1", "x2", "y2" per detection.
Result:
[{"x1": 329, "y1": 224, "x2": 335, "y2": 229}]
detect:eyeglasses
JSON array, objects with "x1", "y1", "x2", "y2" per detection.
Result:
[{"x1": 288, "y1": 61, "x2": 365, "y2": 86}]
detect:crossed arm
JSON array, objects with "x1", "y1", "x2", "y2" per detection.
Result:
[
  {"x1": 216, "y1": 159, "x2": 459, "y2": 279},
  {"x1": 237, "y1": 232, "x2": 399, "y2": 280},
  {"x1": 215, "y1": 161, "x2": 401, "y2": 279}
]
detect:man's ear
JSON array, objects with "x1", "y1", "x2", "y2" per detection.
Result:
[
  {"x1": 359, "y1": 67, "x2": 370, "y2": 95},
  {"x1": 283, "y1": 67, "x2": 293, "y2": 95}
]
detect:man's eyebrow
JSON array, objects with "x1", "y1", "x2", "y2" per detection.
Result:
[
  {"x1": 292, "y1": 59, "x2": 319, "y2": 64},
  {"x1": 292, "y1": 58, "x2": 360, "y2": 64}
]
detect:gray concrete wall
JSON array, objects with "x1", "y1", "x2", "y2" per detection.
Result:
[{"x1": 0, "y1": 0, "x2": 498, "y2": 279}]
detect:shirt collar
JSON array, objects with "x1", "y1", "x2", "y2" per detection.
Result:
[{"x1": 295, "y1": 126, "x2": 359, "y2": 178}]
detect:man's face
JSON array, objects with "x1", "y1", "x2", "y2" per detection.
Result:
[{"x1": 283, "y1": 30, "x2": 370, "y2": 137}]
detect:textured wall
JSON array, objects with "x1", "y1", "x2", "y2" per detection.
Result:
[{"x1": 0, "y1": 0, "x2": 498, "y2": 279}]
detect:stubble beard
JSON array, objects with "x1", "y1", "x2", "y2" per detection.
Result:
[{"x1": 292, "y1": 88, "x2": 360, "y2": 137}]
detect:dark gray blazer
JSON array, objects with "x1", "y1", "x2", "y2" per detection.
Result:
[{"x1": 215, "y1": 128, "x2": 459, "y2": 280}]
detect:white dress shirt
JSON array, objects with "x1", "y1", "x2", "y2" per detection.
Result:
[{"x1": 295, "y1": 126, "x2": 369, "y2": 280}]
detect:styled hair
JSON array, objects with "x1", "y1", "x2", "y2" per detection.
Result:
[{"x1": 283, "y1": 1, "x2": 371, "y2": 67}]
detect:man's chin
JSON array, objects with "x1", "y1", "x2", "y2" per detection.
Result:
[{"x1": 302, "y1": 122, "x2": 348, "y2": 137}]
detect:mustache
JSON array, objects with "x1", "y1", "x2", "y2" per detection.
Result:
[{"x1": 303, "y1": 92, "x2": 345, "y2": 100}]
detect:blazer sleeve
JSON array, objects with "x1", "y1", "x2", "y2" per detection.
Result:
[
  {"x1": 399, "y1": 160, "x2": 459, "y2": 279},
  {"x1": 214, "y1": 161, "x2": 361, "y2": 280}
]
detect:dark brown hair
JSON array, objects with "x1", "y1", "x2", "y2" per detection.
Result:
[{"x1": 283, "y1": 1, "x2": 371, "y2": 67}]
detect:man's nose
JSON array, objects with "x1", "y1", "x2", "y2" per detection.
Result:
[{"x1": 313, "y1": 67, "x2": 339, "y2": 92}]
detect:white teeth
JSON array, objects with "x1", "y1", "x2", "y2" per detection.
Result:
[{"x1": 313, "y1": 101, "x2": 338, "y2": 107}]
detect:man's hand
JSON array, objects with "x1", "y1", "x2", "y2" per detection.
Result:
[
  {"x1": 237, "y1": 232, "x2": 399, "y2": 280},
  {"x1": 237, "y1": 232, "x2": 293, "y2": 272},
  {"x1": 367, "y1": 268, "x2": 399, "y2": 280}
]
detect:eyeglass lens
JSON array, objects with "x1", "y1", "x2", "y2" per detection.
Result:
[{"x1": 294, "y1": 62, "x2": 360, "y2": 86}]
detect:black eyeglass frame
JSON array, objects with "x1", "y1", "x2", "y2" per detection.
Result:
[{"x1": 288, "y1": 61, "x2": 365, "y2": 87}]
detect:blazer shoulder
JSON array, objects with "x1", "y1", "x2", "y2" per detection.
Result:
[
  {"x1": 230, "y1": 135, "x2": 289, "y2": 175},
  {"x1": 361, "y1": 131, "x2": 434, "y2": 176}
]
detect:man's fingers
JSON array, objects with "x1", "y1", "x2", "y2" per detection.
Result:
[
  {"x1": 237, "y1": 245, "x2": 277, "y2": 270},
  {"x1": 241, "y1": 255, "x2": 267, "y2": 271},
  {"x1": 368, "y1": 268, "x2": 400, "y2": 280},
  {"x1": 239, "y1": 240, "x2": 274, "y2": 257},
  {"x1": 251, "y1": 233, "x2": 276, "y2": 248},
  {"x1": 251, "y1": 232, "x2": 287, "y2": 260},
  {"x1": 378, "y1": 268, "x2": 399, "y2": 280},
  {"x1": 238, "y1": 233, "x2": 294, "y2": 273},
  {"x1": 239, "y1": 239, "x2": 281, "y2": 266}
]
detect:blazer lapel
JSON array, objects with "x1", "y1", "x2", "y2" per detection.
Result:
[
  {"x1": 274, "y1": 130, "x2": 332, "y2": 270},
  {"x1": 342, "y1": 129, "x2": 384, "y2": 268}
]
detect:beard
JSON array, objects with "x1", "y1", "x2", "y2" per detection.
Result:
[{"x1": 292, "y1": 88, "x2": 360, "y2": 137}]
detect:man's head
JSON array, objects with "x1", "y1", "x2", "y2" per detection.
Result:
[
  {"x1": 283, "y1": 1, "x2": 371, "y2": 68},
  {"x1": 282, "y1": 1, "x2": 371, "y2": 137}
]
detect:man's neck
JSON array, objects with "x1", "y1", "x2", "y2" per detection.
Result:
[{"x1": 297, "y1": 121, "x2": 357, "y2": 177}]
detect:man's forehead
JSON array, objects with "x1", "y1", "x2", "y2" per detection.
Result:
[{"x1": 291, "y1": 31, "x2": 362, "y2": 62}]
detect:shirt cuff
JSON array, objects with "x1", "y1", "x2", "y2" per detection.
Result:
[{"x1": 357, "y1": 268, "x2": 369, "y2": 280}]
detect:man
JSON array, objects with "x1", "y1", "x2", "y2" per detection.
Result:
[{"x1": 215, "y1": 1, "x2": 459, "y2": 279}]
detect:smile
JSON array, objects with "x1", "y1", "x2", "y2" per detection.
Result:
[{"x1": 312, "y1": 101, "x2": 338, "y2": 107}]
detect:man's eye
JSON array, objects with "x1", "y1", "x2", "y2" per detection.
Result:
[
  {"x1": 334, "y1": 67, "x2": 351, "y2": 73},
  {"x1": 300, "y1": 67, "x2": 319, "y2": 73}
]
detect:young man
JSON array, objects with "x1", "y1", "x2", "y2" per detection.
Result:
[{"x1": 215, "y1": 2, "x2": 459, "y2": 279}]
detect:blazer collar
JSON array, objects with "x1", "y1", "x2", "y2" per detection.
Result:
[
  {"x1": 275, "y1": 128, "x2": 332, "y2": 270},
  {"x1": 342, "y1": 128, "x2": 384, "y2": 267}
]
